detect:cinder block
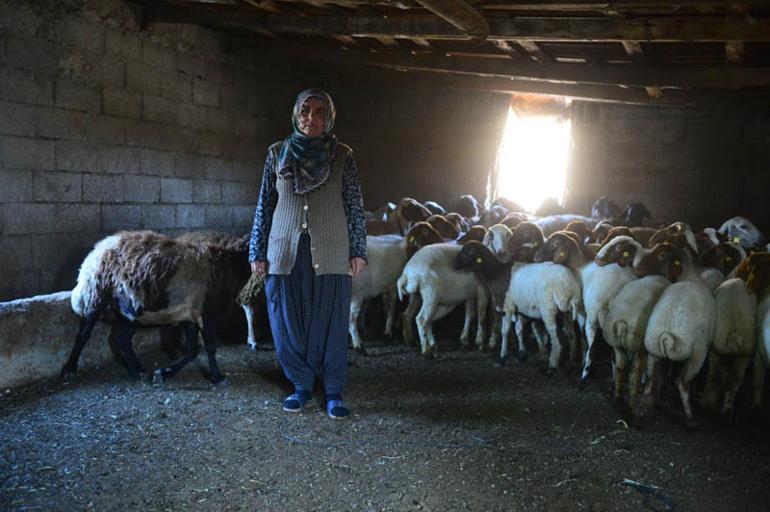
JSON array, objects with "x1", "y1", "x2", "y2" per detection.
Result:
[
  {"x1": 0, "y1": 169, "x2": 33, "y2": 202},
  {"x1": 36, "y1": 108, "x2": 88, "y2": 141},
  {"x1": 232, "y1": 159, "x2": 259, "y2": 183},
  {"x1": 85, "y1": 115, "x2": 126, "y2": 145},
  {"x1": 55, "y1": 17, "x2": 105, "y2": 54},
  {"x1": 221, "y1": 181, "x2": 253, "y2": 204},
  {"x1": 102, "y1": 146, "x2": 141, "y2": 175},
  {"x1": 193, "y1": 180, "x2": 221, "y2": 203},
  {"x1": 123, "y1": 175, "x2": 160, "y2": 203},
  {"x1": 6, "y1": 34, "x2": 58, "y2": 75},
  {"x1": 142, "y1": 94, "x2": 178, "y2": 125},
  {"x1": 83, "y1": 174, "x2": 124, "y2": 203},
  {"x1": 101, "y1": 204, "x2": 142, "y2": 231},
  {"x1": 0, "y1": 67, "x2": 54, "y2": 106},
  {"x1": 2, "y1": 136, "x2": 55, "y2": 170},
  {"x1": 205, "y1": 107, "x2": 232, "y2": 134},
  {"x1": 0, "y1": 101, "x2": 36, "y2": 137},
  {"x1": 56, "y1": 140, "x2": 102, "y2": 173},
  {"x1": 0, "y1": 236, "x2": 33, "y2": 270},
  {"x1": 204, "y1": 156, "x2": 235, "y2": 180},
  {"x1": 160, "y1": 70, "x2": 191, "y2": 101},
  {"x1": 3, "y1": 203, "x2": 100, "y2": 234},
  {"x1": 205, "y1": 205, "x2": 232, "y2": 227},
  {"x1": 176, "y1": 204, "x2": 205, "y2": 228},
  {"x1": 192, "y1": 79, "x2": 219, "y2": 107},
  {"x1": 140, "y1": 148, "x2": 177, "y2": 177},
  {"x1": 177, "y1": 53, "x2": 206, "y2": 80},
  {"x1": 142, "y1": 204, "x2": 176, "y2": 229},
  {"x1": 232, "y1": 205, "x2": 256, "y2": 230},
  {"x1": 178, "y1": 104, "x2": 207, "y2": 131},
  {"x1": 55, "y1": 79, "x2": 100, "y2": 113},
  {"x1": 173, "y1": 153, "x2": 207, "y2": 179},
  {"x1": 126, "y1": 61, "x2": 161, "y2": 95},
  {"x1": 192, "y1": 130, "x2": 222, "y2": 157},
  {"x1": 142, "y1": 41, "x2": 176, "y2": 69},
  {"x1": 103, "y1": 88, "x2": 141, "y2": 118},
  {"x1": 105, "y1": 29, "x2": 141, "y2": 60},
  {"x1": 0, "y1": 30, "x2": 6, "y2": 65},
  {"x1": 33, "y1": 171, "x2": 82, "y2": 202},
  {"x1": 220, "y1": 83, "x2": 247, "y2": 111},
  {"x1": 160, "y1": 177, "x2": 193, "y2": 203}
]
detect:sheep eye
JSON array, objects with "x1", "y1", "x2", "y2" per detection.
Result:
[
  {"x1": 739, "y1": 224, "x2": 747, "y2": 229},
  {"x1": 658, "y1": 252, "x2": 666, "y2": 261}
]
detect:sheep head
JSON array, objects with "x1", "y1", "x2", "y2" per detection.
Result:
[
  {"x1": 482, "y1": 224, "x2": 512, "y2": 260},
  {"x1": 718, "y1": 216, "x2": 766, "y2": 250},
  {"x1": 445, "y1": 212, "x2": 468, "y2": 233},
  {"x1": 735, "y1": 252, "x2": 770, "y2": 293},
  {"x1": 533, "y1": 231, "x2": 581, "y2": 265},
  {"x1": 427, "y1": 214, "x2": 460, "y2": 241},
  {"x1": 700, "y1": 242, "x2": 745, "y2": 276},
  {"x1": 423, "y1": 200, "x2": 446, "y2": 216},
  {"x1": 507, "y1": 222, "x2": 545, "y2": 262},
  {"x1": 622, "y1": 202, "x2": 651, "y2": 227},
  {"x1": 589, "y1": 220, "x2": 614, "y2": 244},
  {"x1": 595, "y1": 235, "x2": 639, "y2": 268},
  {"x1": 501, "y1": 213, "x2": 523, "y2": 230},
  {"x1": 600, "y1": 226, "x2": 634, "y2": 246},
  {"x1": 456, "y1": 194, "x2": 481, "y2": 218},
  {"x1": 591, "y1": 196, "x2": 622, "y2": 221},
  {"x1": 564, "y1": 220, "x2": 591, "y2": 243},
  {"x1": 405, "y1": 221, "x2": 443, "y2": 259},
  {"x1": 459, "y1": 225, "x2": 488, "y2": 245},
  {"x1": 454, "y1": 241, "x2": 495, "y2": 272},
  {"x1": 397, "y1": 197, "x2": 432, "y2": 223},
  {"x1": 633, "y1": 242, "x2": 683, "y2": 282}
]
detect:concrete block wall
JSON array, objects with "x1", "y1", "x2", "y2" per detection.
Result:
[
  {"x1": 567, "y1": 101, "x2": 770, "y2": 233},
  {"x1": 0, "y1": 0, "x2": 292, "y2": 301}
]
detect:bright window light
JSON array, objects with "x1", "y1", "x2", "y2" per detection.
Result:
[{"x1": 496, "y1": 108, "x2": 572, "y2": 212}]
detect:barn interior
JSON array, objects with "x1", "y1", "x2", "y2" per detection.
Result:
[{"x1": 1, "y1": 1, "x2": 770, "y2": 510}]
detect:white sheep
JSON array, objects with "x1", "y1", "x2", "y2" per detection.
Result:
[
  {"x1": 482, "y1": 224, "x2": 513, "y2": 261},
  {"x1": 718, "y1": 216, "x2": 765, "y2": 250},
  {"x1": 635, "y1": 245, "x2": 716, "y2": 429},
  {"x1": 396, "y1": 243, "x2": 489, "y2": 355},
  {"x1": 349, "y1": 235, "x2": 408, "y2": 353}
]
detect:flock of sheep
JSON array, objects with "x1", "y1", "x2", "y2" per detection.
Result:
[{"x1": 62, "y1": 194, "x2": 770, "y2": 429}]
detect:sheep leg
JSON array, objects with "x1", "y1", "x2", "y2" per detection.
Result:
[
  {"x1": 612, "y1": 347, "x2": 628, "y2": 403},
  {"x1": 698, "y1": 351, "x2": 721, "y2": 413},
  {"x1": 401, "y1": 294, "x2": 420, "y2": 345},
  {"x1": 514, "y1": 316, "x2": 528, "y2": 363},
  {"x1": 61, "y1": 311, "x2": 100, "y2": 379},
  {"x1": 560, "y1": 315, "x2": 578, "y2": 367},
  {"x1": 241, "y1": 304, "x2": 258, "y2": 351},
  {"x1": 543, "y1": 312, "x2": 562, "y2": 376},
  {"x1": 580, "y1": 322, "x2": 598, "y2": 382},
  {"x1": 677, "y1": 346, "x2": 708, "y2": 430},
  {"x1": 474, "y1": 287, "x2": 489, "y2": 350},
  {"x1": 721, "y1": 356, "x2": 751, "y2": 418},
  {"x1": 499, "y1": 311, "x2": 514, "y2": 365},
  {"x1": 459, "y1": 299, "x2": 475, "y2": 348},
  {"x1": 752, "y1": 350, "x2": 766, "y2": 411},
  {"x1": 114, "y1": 318, "x2": 145, "y2": 379},
  {"x1": 348, "y1": 296, "x2": 365, "y2": 352},
  {"x1": 416, "y1": 294, "x2": 440, "y2": 356},
  {"x1": 487, "y1": 308, "x2": 501, "y2": 350},
  {"x1": 383, "y1": 290, "x2": 397, "y2": 341},
  {"x1": 628, "y1": 350, "x2": 647, "y2": 408},
  {"x1": 153, "y1": 321, "x2": 200, "y2": 385},
  {"x1": 532, "y1": 322, "x2": 548, "y2": 355},
  {"x1": 634, "y1": 354, "x2": 662, "y2": 423},
  {"x1": 201, "y1": 314, "x2": 227, "y2": 385}
]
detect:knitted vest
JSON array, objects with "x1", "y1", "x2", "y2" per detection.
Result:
[{"x1": 266, "y1": 141, "x2": 352, "y2": 276}]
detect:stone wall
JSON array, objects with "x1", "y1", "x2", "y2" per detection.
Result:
[{"x1": 567, "y1": 101, "x2": 770, "y2": 232}]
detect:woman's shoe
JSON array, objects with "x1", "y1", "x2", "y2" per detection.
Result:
[
  {"x1": 282, "y1": 391, "x2": 312, "y2": 413},
  {"x1": 326, "y1": 399, "x2": 350, "y2": 420}
]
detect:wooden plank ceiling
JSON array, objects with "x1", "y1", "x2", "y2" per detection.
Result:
[{"x1": 133, "y1": 0, "x2": 770, "y2": 106}]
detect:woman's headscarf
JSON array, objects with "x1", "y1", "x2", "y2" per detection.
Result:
[{"x1": 277, "y1": 89, "x2": 337, "y2": 195}]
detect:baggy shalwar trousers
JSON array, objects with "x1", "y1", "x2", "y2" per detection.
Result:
[{"x1": 265, "y1": 233, "x2": 352, "y2": 395}]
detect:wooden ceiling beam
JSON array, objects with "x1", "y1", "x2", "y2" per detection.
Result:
[
  {"x1": 725, "y1": 40, "x2": 746, "y2": 65},
  {"x1": 516, "y1": 40, "x2": 553, "y2": 63},
  {"x1": 140, "y1": 6, "x2": 770, "y2": 42}
]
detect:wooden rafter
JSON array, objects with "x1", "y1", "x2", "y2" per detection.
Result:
[
  {"x1": 725, "y1": 40, "x2": 746, "y2": 65},
  {"x1": 517, "y1": 40, "x2": 553, "y2": 63},
  {"x1": 141, "y1": 7, "x2": 770, "y2": 42}
]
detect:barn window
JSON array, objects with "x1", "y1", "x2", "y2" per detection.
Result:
[{"x1": 494, "y1": 95, "x2": 572, "y2": 212}]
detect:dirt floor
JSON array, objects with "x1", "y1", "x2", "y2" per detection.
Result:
[{"x1": 1, "y1": 336, "x2": 770, "y2": 512}]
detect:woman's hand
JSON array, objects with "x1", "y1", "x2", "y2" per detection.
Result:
[
  {"x1": 350, "y1": 257, "x2": 367, "y2": 278},
  {"x1": 251, "y1": 261, "x2": 267, "y2": 276}
]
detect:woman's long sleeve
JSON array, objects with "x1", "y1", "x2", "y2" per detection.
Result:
[
  {"x1": 341, "y1": 154, "x2": 368, "y2": 262},
  {"x1": 249, "y1": 150, "x2": 278, "y2": 262}
]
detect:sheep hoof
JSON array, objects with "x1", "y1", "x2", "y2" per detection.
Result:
[
  {"x1": 152, "y1": 369, "x2": 166, "y2": 387},
  {"x1": 516, "y1": 351, "x2": 528, "y2": 363},
  {"x1": 546, "y1": 367, "x2": 556, "y2": 378},
  {"x1": 60, "y1": 366, "x2": 77, "y2": 381},
  {"x1": 354, "y1": 346, "x2": 368, "y2": 356},
  {"x1": 495, "y1": 356, "x2": 507, "y2": 368},
  {"x1": 213, "y1": 377, "x2": 229, "y2": 388}
]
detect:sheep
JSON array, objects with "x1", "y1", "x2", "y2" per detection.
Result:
[
  {"x1": 349, "y1": 234, "x2": 409, "y2": 353},
  {"x1": 64, "y1": 231, "x2": 231, "y2": 386},
  {"x1": 482, "y1": 224, "x2": 513, "y2": 261},
  {"x1": 427, "y1": 214, "x2": 461, "y2": 240},
  {"x1": 633, "y1": 244, "x2": 716, "y2": 429},
  {"x1": 457, "y1": 225, "x2": 488, "y2": 245},
  {"x1": 534, "y1": 197, "x2": 564, "y2": 217},
  {"x1": 366, "y1": 197, "x2": 431, "y2": 236},
  {"x1": 718, "y1": 216, "x2": 766, "y2": 250},
  {"x1": 445, "y1": 212, "x2": 470, "y2": 233},
  {"x1": 477, "y1": 205, "x2": 510, "y2": 228},
  {"x1": 396, "y1": 243, "x2": 489, "y2": 355},
  {"x1": 492, "y1": 196, "x2": 526, "y2": 213},
  {"x1": 401, "y1": 222, "x2": 445, "y2": 344},
  {"x1": 621, "y1": 203, "x2": 652, "y2": 227},
  {"x1": 602, "y1": 243, "x2": 678, "y2": 407},
  {"x1": 534, "y1": 214, "x2": 600, "y2": 238},
  {"x1": 455, "y1": 194, "x2": 482, "y2": 219},
  {"x1": 423, "y1": 200, "x2": 446, "y2": 215},
  {"x1": 591, "y1": 197, "x2": 622, "y2": 223},
  {"x1": 698, "y1": 242, "x2": 746, "y2": 293},
  {"x1": 698, "y1": 274, "x2": 757, "y2": 420},
  {"x1": 236, "y1": 272, "x2": 267, "y2": 351},
  {"x1": 649, "y1": 221, "x2": 698, "y2": 252},
  {"x1": 364, "y1": 202, "x2": 396, "y2": 222}
]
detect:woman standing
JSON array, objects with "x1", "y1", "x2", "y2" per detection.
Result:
[{"x1": 249, "y1": 89, "x2": 367, "y2": 420}]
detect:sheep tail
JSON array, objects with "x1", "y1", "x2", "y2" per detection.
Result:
[
  {"x1": 397, "y1": 273, "x2": 417, "y2": 302},
  {"x1": 658, "y1": 332, "x2": 681, "y2": 359}
]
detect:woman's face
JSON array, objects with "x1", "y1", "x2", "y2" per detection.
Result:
[{"x1": 298, "y1": 97, "x2": 326, "y2": 137}]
